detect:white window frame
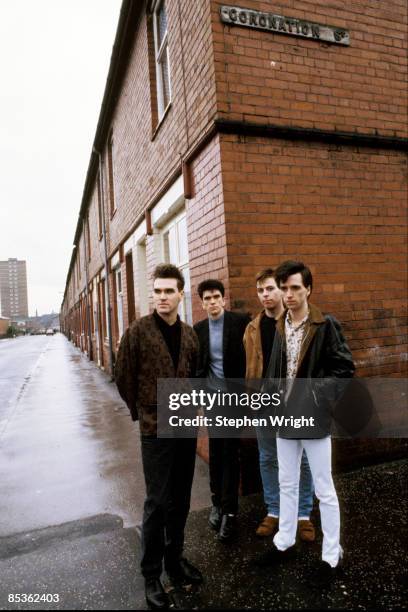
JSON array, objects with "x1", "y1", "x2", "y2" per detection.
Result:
[
  {"x1": 123, "y1": 221, "x2": 149, "y2": 318},
  {"x1": 114, "y1": 266, "x2": 124, "y2": 341},
  {"x1": 161, "y1": 211, "x2": 192, "y2": 324},
  {"x1": 136, "y1": 239, "x2": 149, "y2": 317},
  {"x1": 153, "y1": 0, "x2": 171, "y2": 119}
]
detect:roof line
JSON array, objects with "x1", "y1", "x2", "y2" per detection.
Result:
[{"x1": 63, "y1": 0, "x2": 143, "y2": 304}]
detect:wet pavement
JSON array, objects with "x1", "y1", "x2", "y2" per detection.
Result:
[
  {"x1": 0, "y1": 335, "x2": 406, "y2": 609},
  {"x1": 0, "y1": 460, "x2": 406, "y2": 610},
  {"x1": 179, "y1": 459, "x2": 407, "y2": 610},
  {"x1": 0, "y1": 515, "x2": 145, "y2": 611},
  {"x1": 0, "y1": 334, "x2": 210, "y2": 535}
]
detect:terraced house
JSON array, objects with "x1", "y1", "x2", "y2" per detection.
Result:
[{"x1": 61, "y1": 0, "x2": 407, "y2": 468}]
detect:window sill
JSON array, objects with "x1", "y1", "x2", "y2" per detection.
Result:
[{"x1": 151, "y1": 102, "x2": 172, "y2": 141}]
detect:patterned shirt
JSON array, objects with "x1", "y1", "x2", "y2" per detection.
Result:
[{"x1": 285, "y1": 311, "x2": 309, "y2": 397}]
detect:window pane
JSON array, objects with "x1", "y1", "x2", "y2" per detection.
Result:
[
  {"x1": 117, "y1": 294, "x2": 124, "y2": 339},
  {"x1": 160, "y1": 51, "x2": 171, "y2": 108},
  {"x1": 168, "y1": 225, "x2": 178, "y2": 263},
  {"x1": 157, "y1": 2, "x2": 167, "y2": 48},
  {"x1": 163, "y1": 231, "x2": 170, "y2": 262},
  {"x1": 177, "y1": 217, "x2": 188, "y2": 264},
  {"x1": 163, "y1": 226, "x2": 177, "y2": 263}
]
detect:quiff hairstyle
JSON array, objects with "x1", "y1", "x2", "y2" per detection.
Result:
[
  {"x1": 255, "y1": 268, "x2": 276, "y2": 285},
  {"x1": 153, "y1": 264, "x2": 185, "y2": 291},
  {"x1": 275, "y1": 260, "x2": 313, "y2": 291},
  {"x1": 197, "y1": 279, "x2": 225, "y2": 299}
]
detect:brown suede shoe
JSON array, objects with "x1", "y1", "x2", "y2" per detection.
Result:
[
  {"x1": 298, "y1": 519, "x2": 316, "y2": 542},
  {"x1": 256, "y1": 516, "x2": 279, "y2": 537}
]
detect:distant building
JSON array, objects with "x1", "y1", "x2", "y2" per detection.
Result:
[
  {"x1": 0, "y1": 258, "x2": 29, "y2": 319},
  {"x1": 0, "y1": 315, "x2": 10, "y2": 336}
]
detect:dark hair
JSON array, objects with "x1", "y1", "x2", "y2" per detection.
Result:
[
  {"x1": 275, "y1": 260, "x2": 313, "y2": 291},
  {"x1": 153, "y1": 264, "x2": 185, "y2": 291},
  {"x1": 197, "y1": 279, "x2": 225, "y2": 299},
  {"x1": 255, "y1": 268, "x2": 276, "y2": 284}
]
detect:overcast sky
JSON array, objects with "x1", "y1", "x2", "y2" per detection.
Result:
[{"x1": 0, "y1": 0, "x2": 122, "y2": 316}]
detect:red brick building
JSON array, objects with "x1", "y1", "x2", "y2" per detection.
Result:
[{"x1": 61, "y1": 0, "x2": 407, "y2": 468}]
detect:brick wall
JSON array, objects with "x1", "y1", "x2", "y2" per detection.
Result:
[
  {"x1": 186, "y1": 134, "x2": 231, "y2": 321},
  {"x1": 62, "y1": 0, "x2": 219, "y2": 352},
  {"x1": 63, "y1": 0, "x2": 407, "y2": 327},
  {"x1": 219, "y1": 133, "x2": 407, "y2": 376},
  {"x1": 106, "y1": 0, "x2": 217, "y2": 257},
  {"x1": 211, "y1": 0, "x2": 407, "y2": 137}
]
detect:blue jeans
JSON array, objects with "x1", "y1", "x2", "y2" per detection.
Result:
[{"x1": 256, "y1": 429, "x2": 314, "y2": 518}]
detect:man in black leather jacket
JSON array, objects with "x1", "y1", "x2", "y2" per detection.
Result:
[{"x1": 256, "y1": 260, "x2": 355, "y2": 586}]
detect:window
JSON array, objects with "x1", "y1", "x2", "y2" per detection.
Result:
[
  {"x1": 93, "y1": 281, "x2": 103, "y2": 366},
  {"x1": 162, "y1": 212, "x2": 192, "y2": 324},
  {"x1": 107, "y1": 133, "x2": 116, "y2": 217},
  {"x1": 89, "y1": 292, "x2": 94, "y2": 337},
  {"x1": 153, "y1": 0, "x2": 171, "y2": 119},
  {"x1": 100, "y1": 279, "x2": 107, "y2": 340},
  {"x1": 92, "y1": 284, "x2": 98, "y2": 335},
  {"x1": 125, "y1": 251, "x2": 136, "y2": 325},
  {"x1": 113, "y1": 267, "x2": 124, "y2": 341},
  {"x1": 137, "y1": 240, "x2": 149, "y2": 317}
]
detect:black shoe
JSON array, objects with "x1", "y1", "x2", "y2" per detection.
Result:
[
  {"x1": 167, "y1": 557, "x2": 203, "y2": 586},
  {"x1": 311, "y1": 560, "x2": 343, "y2": 587},
  {"x1": 208, "y1": 506, "x2": 222, "y2": 531},
  {"x1": 253, "y1": 545, "x2": 295, "y2": 567},
  {"x1": 145, "y1": 578, "x2": 169, "y2": 610},
  {"x1": 217, "y1": 514, "x2": 237, "y2": 542}
]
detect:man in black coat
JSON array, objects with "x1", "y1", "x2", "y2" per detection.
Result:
[
  {"x1": 116, "y1": 264, "x2": 202, "y2": 609},
  {"x1": 194, "y1": 279, "x2": 250, "y2": 541},
  {"x1": 256, "y1": 260, "x2": 355, "y2": 586}
]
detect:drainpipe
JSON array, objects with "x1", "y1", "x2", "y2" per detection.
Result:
[
  {"x1": 82, "y1": 219, "x2": 93, "y2": 362},
  {"x1": 93, "y1": 146, "x2": 114, "y2": 380}
]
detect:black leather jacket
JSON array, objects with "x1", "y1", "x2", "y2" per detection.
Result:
[{"x1": 264, "y1": 303, "x2": 355, "y2": 438}]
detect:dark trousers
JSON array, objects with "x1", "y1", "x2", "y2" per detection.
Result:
[
  {"x1": 140, "y1": 436, "x2": 197, "y2": 578},
  {"x1": 209, "y1": 436, "x2": 240, "y2": 515}
]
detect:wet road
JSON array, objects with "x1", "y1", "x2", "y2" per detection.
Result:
[
  {"x1": 0, "y1": 334, "x2": 209, "y2": 537},
  {"x1": 0, "y1": 336, "x2": 51, "y2": 431}
]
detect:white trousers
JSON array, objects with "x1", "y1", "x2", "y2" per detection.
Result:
[{"x1": 273, "y1": 437, "x2": 342, "y2": 567}]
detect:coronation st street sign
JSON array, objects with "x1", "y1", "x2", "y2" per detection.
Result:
[{"x1": 220, "y1": 5, "x2": 350, "y2": 46}]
